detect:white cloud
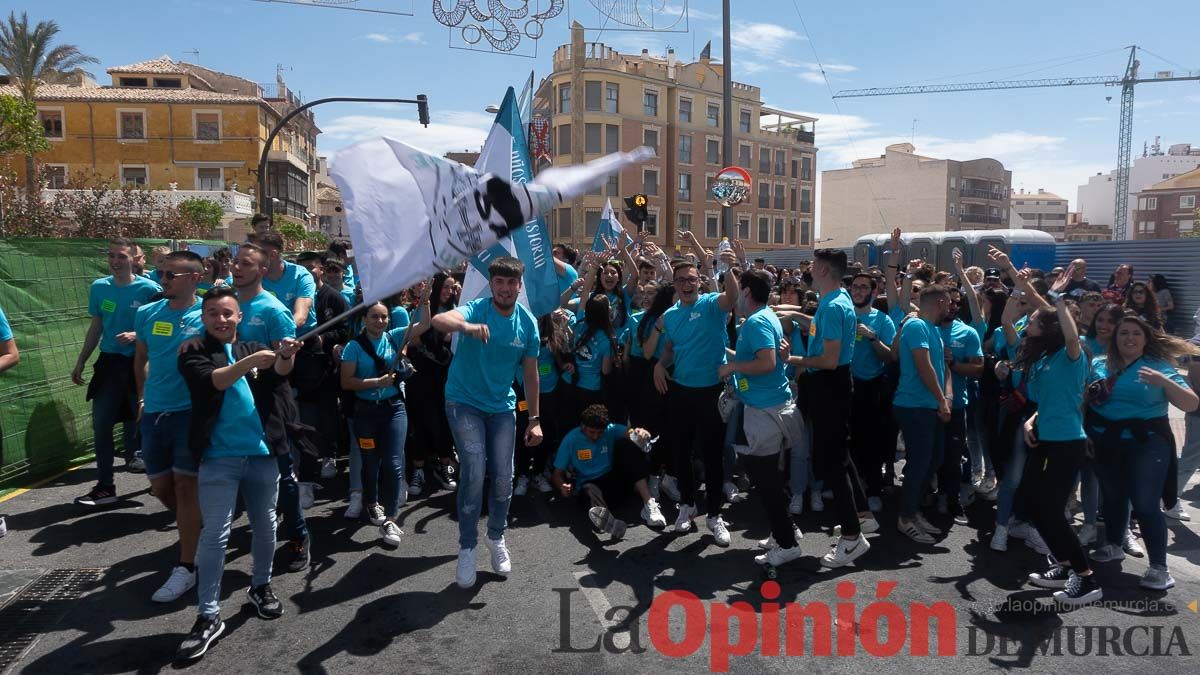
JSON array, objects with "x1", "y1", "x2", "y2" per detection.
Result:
[
  {"x1": 662, "y1": 3, "x2": 719, "y2": 21},
  {"x1": 797, "y1": 71, "x2": 826, "y2": 84},
  {"x1": 362, "y1": 31, "x2": 424, "y2": 45},
  {"x1": 729, "y1": 21, "x2": 804, "y2": 57},
  {"x1": 363, "y1": 33, "x2": 392, "y2": 43},
  {"x1": 399, "y1": 32, "x2": 425, "y2": 44},
  {"x1": 738, "y1": 61, "x2": 769, "y2": 74},
  {"x1": 776, "y1": 59, "x2": 858, "y2": 84},
  {"x1": 319, "y1": 111, "x2": 492, "y2": 157}
]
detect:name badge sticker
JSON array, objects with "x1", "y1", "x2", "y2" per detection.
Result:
[
  {"x1": 101, "y1": 299, "x2": 117, "y2": 313},
  {"x1": 151, "y1": 321, "x2": 173, "y2": 337},
  {"x1": 577, "y1": 448, "x2": 593, "y2": 461}
]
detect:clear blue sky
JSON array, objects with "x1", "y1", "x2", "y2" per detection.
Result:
[{"x1": 23, "y1": 0, "x2": 1200, "y2": 229}]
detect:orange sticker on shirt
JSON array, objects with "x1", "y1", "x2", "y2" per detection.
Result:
[
  {"x1": 517, "y1": 400, "x2": 529, "y2": 412},
  {"x1": 577, "y1": 448, "x2": 593, "y2": 461},
  {"x1": 358, "y1": 437, "x2": 376, "y2": 450},
  {"x1": 809, "y1": 322, "x2": 817, "y2": 337}
]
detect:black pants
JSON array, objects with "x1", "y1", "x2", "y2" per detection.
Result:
[
  {"x1": 628, "y1": 357, "x2": 669, "y2": 469},
  {"x1": 405, "y1": 367, "x2": 454, "y2": 466},
  {"x1": 577, "y1": 437, "x2": 649, "y2": 511},
  {"x1": 604, "y1": 364, "x2": 630, "y2": 426},
  {"x1": 850, "y1": 375, "x2": 891, "y2": 498},
  {"x1": 1024, "y1": 440, "x2": 1090, "y2": 572},
  {"x1": 743, "y1": 452, "x2": 798, "y2": 549},
  {"x1": 808, "y1": 366, "x2": 866, "y2": 536},
  {"x1": 665, "y1": 383, "x2": 725, "y2": 517},
  {"x1": 516, "y1": 387, "x2": 558, "y2": 478},
  {"x1": 937, "y1": 407, "x2": 968, "y2": 511}
]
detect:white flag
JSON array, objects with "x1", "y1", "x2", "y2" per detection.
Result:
[{"x1": 330, "y1": 138, "x2": 653, "y2": 305}]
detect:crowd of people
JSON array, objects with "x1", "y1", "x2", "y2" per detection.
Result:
[{"x1": 2, "y1": 214, "x2": 1199, "y2": 661}]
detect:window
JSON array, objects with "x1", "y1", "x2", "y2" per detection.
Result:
[
  {"x1": 119, "y1": 77, "x2": 147, "y2": 87},
  {"x1": 678, "y1": 213, "x2": 692, "y2": 232},
  {"x1": 644, "y1": 169, "x2": 658, "y2": 196},
  {"x1": 645, "y1": 210, "x2": 658, "y2": 236},
  {"x1": 1137, "y1": 196, "x2": 1157, "y2": 210},
  {"x1": 739, "y1": 108, "x2": 751, "y2": 133},
  {"x1": 774, "y1": 149, "x2": 785, "y2": 175},
  {"x1": 118, "y1": 110, "x2": 145, "y2": 140},
  {"x1": 791, "y1": 160, "x2": 798, "y2": 179},
  {"x1": 558, "y1": 84, "x2": 571, "y2": 113},
  {"x1": 585, "y1": 123, "x2": 602, "y2": 153},
  {"x1": 1179, "y1": 219, "x2": 1195, "y2": 233},
  {"x1": 1137, "y1": 221, "x2": 1156, "y2": 236},
  {"x1": 738, "y1": 144, "x2": 751, "y2": 169},
  {"x1": 197, "y1": 167, "x2": 222, "y2": 191},
  {"x1": 605, "y1": 174, "x2": 619, "y2": 197},
  {"x1": 801, "y1": 220, "x2": 811, "y2": 245},
  {"x1": 585, "y1": 208, "x2": 602, "y2": 236},
  {"x1": 605, "y1": 124, "x2": 619, "y2": 153},
  {"x1": 121, "y1": 165, "x2": 148, "y2": 186},
  {"x1": 39, "y1": 108, "x2": 64, "y2": 139},
  {"x1": 737, "y1": 217, "x2": 750, "y2": 239},
  {"x1": 707, "y1": 102, "x2": 719, "y2": 127},
  {"x1": 679, "y1": 98, "x2": 692, "y2": 123},
  {"x1": 678, "y1": 134, "x2": 692, "y2": 163},
  {"x1": 949, "y1": 176, "x2": 957, "y2": 189},
  {"x1": 585, "y1": 81, "x2": 602, "y2": 111},
  {"x1": 759, "y1": 147, "x2": 770, "y2": 173},
  {"x1": 678, "y1": 174, "x2": 692, "y2": 201},
  {"x1": 1015, "y1": 200, "x2": 1025, "y2": 205},
  {"x1": 154, "y1": 78, "x2": 182, "y2": 88},
  {"x1": 801, "y1": 156, "x2": 812, "y2": 181},
  {"x1": 557, "y1": 124, "x2": 571, "y2": 154},
  {"x1": 557, "y1": 207, "x2": 572, "y2": 239},
  {"x1": 194, "y1": 111, "x2": 220, "y2": 142},
  {"x1": 1046, "y1": 200, "x2": 1062, "y2": 206},
  {"x1": 759, "y1": 182, "x2": 770, "y2": 208},
  {"x1": 758, "y1": 216, "x2": 769, "y2": 244},
  {"x1": 642, "y1": 128, "x2": 658, "y2": 150},
  {"x1": 643, "y1": 90, "x2": 658, "y2": 117},
  {"x1": 774, "y1": 217, "x2": 784, "y2": 244},
  {"x1": 45, "y1": 164, "x2": 67, "y2": 189},
  {"x1": 605, "y1": 83, "x2": 619, "y2": 113},
  {"x1": 949, "y1": 204, "x2": 957, "y2": 216},
  {"x1": 706, "y1": 138, "x2": 720, "y2": 164},
  {"x1": 790, "y1": 188, "x2": 796, "y2": 211},
  {"x1": 1181, "y1": 195, "x2": 1196, "y2": 209},
  {"x1": 706, "y1": 213, "x2": 720, "y2": 238},
  {"x1": 789, "y1": 218, "x2": 796, "y2": 245},
  {"x1": 800, "y1": 189, "x2": 812, "y2": 213},
  {"x1": 774, "y1": 183, "x2": 785, "y2": 210}
]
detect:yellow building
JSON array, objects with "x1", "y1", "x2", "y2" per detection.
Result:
[{"x1": 0, "y1": 56, "x2": 321, "y2": 237}]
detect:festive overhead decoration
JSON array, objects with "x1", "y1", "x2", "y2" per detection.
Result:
[
  {"x1": 433, "y1": 0, "x2": 565, "y2": 57},
  {"x1": 529, "y1": 114, "x2": 551, "y2": 163},
  {"x1": 251, "y1": 0, "x2": 414, "y2": 16},
  {"x1": 571, "y1": 0, "x2": 688, "y2": 33}
]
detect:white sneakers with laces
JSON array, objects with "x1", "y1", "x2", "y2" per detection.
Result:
[
  {"x1": 152, "y1": 565, "x2": 196, "y2": 603},
  {"x1": 788, "y1": 494, "x2": 804, "y2": 515},
  {"x1": 484, "y1": 536, "x2": 512, "y2": 575},
  {"x1": 706, "y1": 516, "x2": 731, "y2": 547},
  {"x1": 380, "y1": 521, "x2": 402, "y2": 547},
  {"x1": 456, "y1": 548, "x2": 477, "y2": 589},
  {"x1": 344, "y1": 492, "x2": 363, "y2": 520},
  {"x1": 674, "y1": 504, "x2": 697, "y2": 532},
  {"x1": 821, "y1": 533, "x2": 870, "y2": 568},
  {"x1": 513, "y1": 475, "x2": 529, "y2": 497},
  {"x1": 641, "y1": 499, "x2": 667, "y2": 528},
  {"x1": 299, "y1": 482, "x2": 315, "y2": 510}
]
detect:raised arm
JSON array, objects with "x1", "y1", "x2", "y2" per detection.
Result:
[
  {"x1": 884, "y1": 228, "x2": 902, "y2": 312},
  {"x1": 953, "y1": 247, "x2": 982, "y2": 325}
]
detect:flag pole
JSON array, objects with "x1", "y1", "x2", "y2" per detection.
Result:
[{"x1": 296, "y1": 303, "x2": 365, "y2": 343}]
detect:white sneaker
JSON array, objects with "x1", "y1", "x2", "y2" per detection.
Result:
[
  {"x1": 757, "y1": 525, "x2": 804, "y2": 549},
  {"x1": 723, "y1": 481, "x2": 745, "y2": 504},
  {"x1": 641, "y1": 499, "x2": 667, "y2": 528},
  {"x1": 1089, "y1": 543, "x2": 1125, "y2": 563},
  {"x1": 484, "y1": 536, "x2": 512, "y2": 575},
  {"x1": 456, "y1": 547, "x2": 477, "y2": 588},
  {"x1": 706, "y1": 516, "x2": 731, "y2": 547},
  {"x1": 834, "y1": 516, "x2": 881, "y2": 536},
  {"x1": 867, "y1": 496, "x2": 883, "y2": 513},
  {"x1": 513, "y1": 475, "x2": 529, "y2": 497},
  {"x1": 788, "y1": 493, "x2": 804, "y2": 515},
  {"x1": 380, "y1": 521, "x2": 402, "y2": 547},
  {"x1": 660, "y1": 475, "x2": 682, "y2": 503},
  {"x1": 344, "y1": 492, "x2": 363, "y2": 520},
  {"x1": 1025, "y1": 528, "x2": 1050, "y2": 555},
  {"x1": 299, "y1": 482, "x2": 315, "y2": 510},
  {"x1": 756, "y1": 544, "x2": 804, "y2": 567},
  {"x1": 1122, "y1": 529, "x2": 1145, "y2": 558},
  {"x1": 1140, "y1": 566, "x2": 1175, "y2": 591},
  {"x1": 820, "y1": 533, "x2": 870, "y2": 568},
  {"x1": 367, "y1": 503, "x2": 386, "y2": 526},
  {"x1": 1077, "y1": 522, "x2": 1097, "y2": 545},
  {"x1": 647, "y1": 475, "x2": 661, "y2": 500},
  {"x1": 533, "y1": 474, "x2": 553, "y2": 493},
  {"x1": 914, "y1": 512, "x2": 942, "y2": 536},
  {"x1": 990, "y1": 525, "x2": 1009, "y2": 552},
  {"x1": 810, "y1": 491, "x2": 825, "y2": 513},
  {"x1": 320, "y1": 458, "x2": 336, "y2": 479},
  {"x1": 152, "y1": 565, "x2": 196, "y2": 603},
  {"x1": 897, "y1": 517, "x2": 935, "y2": 544},
  {"x1": 674, "y1": 503, "x2": 697, "y2": 532},
  {"x1": 1164, "y1": 501, "x2": 1191, "y2": 521},
  {"x1": 1008, "y1": 521, "x2": 1033, "y2": 540}
]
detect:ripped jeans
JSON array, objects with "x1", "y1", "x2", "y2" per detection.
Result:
[{"x1": 446, "y1": 402, "x2": 516, "y2": 550}]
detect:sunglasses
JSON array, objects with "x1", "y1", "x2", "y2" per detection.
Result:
[{"x1": 160, "y1": 270, "x2": 196, "y2": 281}]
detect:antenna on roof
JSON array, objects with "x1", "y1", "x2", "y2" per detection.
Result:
[{"x1": 183, "y1": 49, "x2": 200, "y2": 63}]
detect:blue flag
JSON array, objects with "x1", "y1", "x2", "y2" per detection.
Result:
[{"x1": 592, "y1": 198, "x2": 634, "y2": 252}]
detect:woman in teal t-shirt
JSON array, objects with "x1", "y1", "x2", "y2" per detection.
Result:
[
  {"x1": 513, "y1": 311, "x2": 570, "y2": 496},
  {"x1": 565, "y1": 295, "x2": 616, "y2": 426}
]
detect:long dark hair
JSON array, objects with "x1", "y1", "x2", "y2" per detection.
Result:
[
  {"x1": 1012, "y1": 309, "x2": 1065, "y2": 376},
  {"x1": 1124, "y1": 281, "x2": 1163, "y2": 328},
  {"x1": 430, "y1": 273, "x2": 459, "y2": 314},
  {"x1": 577, "y1": 294, "x2": 617, "y2": 360},
  {"x1": 983, "y1": 287, "x2": 1008, "y2": 336},
  {"x1": 592, "y1": 260, "x2": 627, "y2": 328},
  {"x1": 1087, "y1": 303, "x2": 1124, "y2": 340},
  {"x1": 638, "y1": 283, "x2": 677, "y2": 345},
  {"x1": 1106, "y1": 314, "x2": 1200, "y2": 372}
]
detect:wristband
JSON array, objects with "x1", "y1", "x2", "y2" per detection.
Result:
[{"x1": 528, "y1": 415, "x2": 540, "y2": 422}]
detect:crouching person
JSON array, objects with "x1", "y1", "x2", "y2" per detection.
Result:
[
  {"x1": 551, "y1": 404, "x2": 667, "y2": 539},
  {"x1": 176, "y1": 287, "x2": 302, "y2": 660}
]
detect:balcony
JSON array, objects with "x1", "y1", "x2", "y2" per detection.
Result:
[
  {"x1": 42, "y1": 188, "x2": 254, "y2": 217},
  {"x1": 959, "y1": 213, "x2": 1003, "y2": 225},
  {"x1": 959, "y1": 187, "x2": 1006, "y2": 201}
]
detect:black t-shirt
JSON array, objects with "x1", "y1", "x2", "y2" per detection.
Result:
[
  {"x1": 315, "y1": 284, "x2": 351, "y2": 352},
  {"x1": 1064, "y1": 278, "x2": 1101, "y2": 297}
]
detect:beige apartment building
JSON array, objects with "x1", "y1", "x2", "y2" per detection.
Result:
[
  {"x1": 533, "y1": 23, "x2": 817, "y2": 253},
  {"x1": 1011, "y1": 188, "x2": 1069, "y2": 241},
  {"x1": 821, "y1": 143, "x2": 1011, "y2": 247}
]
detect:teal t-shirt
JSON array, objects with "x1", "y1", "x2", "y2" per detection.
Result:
[
  {"x1": 783, "y1": 320, "x2": 805, "y2": 380},
  {"x1": 341, "y1": 326, "x2": 410, "y2": 401},
  {"x1": 1026, "y1": 347, "x2": 1088, "y2": 441},
  {"x1": 807, "y1": 288, "x2": 855, "y2": 369},
  {"x1": 237, "y1": 290, "x2": 296, "y2": 346},
  {"x1": 205, "y1": 343, "x2": 270, "y2": 459},
  {"x1": 940, "y1": 319, "x2": 983, "y2": 410},
  {"x1": 135, "y1": 298, "x2": 203, "y2": 413},
  {"x1": 0, "y1": 304, "x2": 11, "y2": 342},
  {"x1": 553, "y1": 423, "x2": 628, "y2": 486},
  {"x1": 1082, "y1": 335, "x2": 1107, "y2": 359},
  {"x1": 517, "y1": 341, "x2": 559, "y2": 394},
  {"x1": 851, "y1": 308, "x2": 896, "y2": 381},
  {"x1": 261, "y1": 261, "x2": 317, "y2": 332},
  {"x1": 894, "y1": 318, "x2": 947, "y2": 410},
  {"x1": 992, "y1": 314, "x2": 1030, "y2": 386},
  {"x1": 445, "y1": 298, "x2": 540, "y2": 413},
  {"x1": 557, "y1": 263, "x2": 579, "y2": 297},
  {"x1": 1088, "y1": 355, "x2": 1189, "y2": 422},
  {"x1": 567, "y1": 326, "x2": 613, "y2": 392},
  {"x1": 733, "y1": 308, "x2": 791, "y2": 409},
  {"x1": 197, "y1": 276, "x2": 233, "y2": 296},
  {"x1": 87, "y1": 276, "x2": 162, "y2": 356},
  {"x1": 661, "y1": 292, "x2": 729, "y2": 388},
  {"x1": 390, "y1": 306, "x2": 411, "y2": 333}
]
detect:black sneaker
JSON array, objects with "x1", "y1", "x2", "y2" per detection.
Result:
[
  {"x1": 434, "y1": 462, "x2": 458, "y2": 490},
  {"x1": 1052, "y1": 572, "x2": 1103, "y2": 607},
  {"x1": 1028, "y1": 557, "x2": 1072, "y2": 589},
  {"x1": 248, "y1": 584, "x2": 284, "y2": 620},
  {"x1": 176, "y1": 614, "x2": 225, "y2": 661},
  {"x1": 75, "y1": 485, "x2": 118, "y2": 506},
  {"x1": 283, "y1": 536, "x2": 311, "y2": 573}
]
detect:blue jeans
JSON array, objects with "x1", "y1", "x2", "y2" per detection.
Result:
[
  {"x1": 347, "y1": 420, "x2": 363, "y2": 494},
  {"x1": 894, "y1": 406, "x2": 943, "y2": 518},
  {"x1": 447, "y1": 402, "x2": 516, "y2": 549},
  {"x1": 196, "y1": 455, "x2": 278, "y2": 617},
  {"x1": 1095, "y1": 433, "x2": 1171, "y2": 567},
  {"x1": 92, "y1": 371, "x2": 138, "y2": 487},
  {"x1": 789, "y1": 410, "x2": 815, "y2": 496},
  {"x1": 354, "y1": 399, "x2": 408, "y2": 519},
  {"x1": 966, "y1": 397, "x2": 991, "y2": 479},
  {"x1": 995, "y1": 426, "x2": 1027, "y2": 526},
  {"x1": 275, "y1": 449, "x2": 308, "y2": 542}
]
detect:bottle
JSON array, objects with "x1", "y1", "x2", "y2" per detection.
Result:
[{"x1": 716, "y1": 237, "x2": 732, "y2": 275}]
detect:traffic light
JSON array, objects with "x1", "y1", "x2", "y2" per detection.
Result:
[{"x1": 624, "y1": 194, "x2": 648, "y2": 226}]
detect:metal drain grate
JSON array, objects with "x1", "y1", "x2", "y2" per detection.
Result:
[{"x1": 0, "y1": 568, "x2": 104, "y2": 674}]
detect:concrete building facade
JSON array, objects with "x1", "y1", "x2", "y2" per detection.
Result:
[
  {"x1": 533, "y1": 23, "x2": 817, "y2": 253},
  {"x1": 1010, "y1": 188, "x2": 1068, "y2": 240},
  {"x1": 820, "y1": 143, "x2": 1011, "y2": 247},
  {"x1": 1076, "y1": 142, "x2": 1200, "y2": 239},
  {"x1": 1131, "y1": 167, "x2": 1200, "y2": 239}
]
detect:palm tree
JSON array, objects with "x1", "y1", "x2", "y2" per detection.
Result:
[{"x1": 0, "y1": 11, "x2": 97, "y2": 192}]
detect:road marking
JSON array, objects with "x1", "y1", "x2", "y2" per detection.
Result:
[
  {"x1": 573, "y1": 571, "x2": 631, "y2": 650},
  {"x1": 0, "y1": 464, "x2": 89, "y2": 504}
]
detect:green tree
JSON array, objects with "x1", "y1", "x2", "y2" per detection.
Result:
[
  {"x1": 0, "y1": 95, "x2": 48, "y2": 157},
  {"x1": 178, "y1": 197, "x2": 224, "y2": 233},
  {"x1": 275, "y1": 218, "x2": 308, "y2": 250},
  {"x1": 0, "y1": 11, "x2": 98, "y2": 192}
]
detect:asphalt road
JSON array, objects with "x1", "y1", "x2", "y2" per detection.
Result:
[{"x1": 1, "y1": 447, "x2": 1198, "y2": 674}]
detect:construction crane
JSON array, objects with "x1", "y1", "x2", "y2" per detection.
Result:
[{"x1": 833, "y1": 46, "x2": 1200, "y2": 240}]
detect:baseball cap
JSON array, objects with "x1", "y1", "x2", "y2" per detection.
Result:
[{"x1": 985, "y1": 268, "x2": 1001, "y2": 279}]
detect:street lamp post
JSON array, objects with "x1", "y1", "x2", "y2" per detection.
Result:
[
  {"x1": 721, "y1": 0, "x2": 734, "y2": 240},
  {"x1": 258, "y1": 94, "x2": 429, "y2": 221}
]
